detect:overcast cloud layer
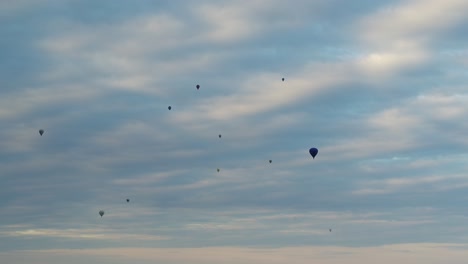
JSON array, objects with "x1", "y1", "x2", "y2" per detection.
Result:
[{"x1": 1, "y1": 0, "x2": 468, "y2": 263}]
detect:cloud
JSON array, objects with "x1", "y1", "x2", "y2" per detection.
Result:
[
  {"x1": 357, "y1": 0, "x2": 468, "y2": 47},
  {"x1": 2, "y1": 0, "x2": 468, "y2": 256},
  {"x1": 2, "y1": 244, "x2": 468, "y2": 264},
  {"x1": 0, "y1": 227, "x2": 167, "y2": 241},
  {"x1": 0, "y1": 0, "x2": 58, "y2": 17}
]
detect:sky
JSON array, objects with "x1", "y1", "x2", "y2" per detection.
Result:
[{"x1": 1, "y1": 0, "x2": 468, "y2": 263}]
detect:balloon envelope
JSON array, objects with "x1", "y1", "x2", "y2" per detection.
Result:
[
  {"x1": 126, "y1": 199, "x2": 130, "y2": 202},
  {"x1": 282, "y1": 78, "x2": 285, "y2": 81},
  {"x1": 99, "y1": 210, "x2": 104, "y2": 217},
  {"x1": 39, "y1": 129, "x2": 44, "y2": 136},
  {"x1": 269, "y1": 160, "x2": 272, "y2": 163},
  {"x1": 309, "y1": 148, "x2": 318, "y2": 158},
  {"x1": 168, "y1": 106, "x2": 172, "y2": 110},
  {"x1": 196, "y1": 84, "x2": 200, "y2": 90}
]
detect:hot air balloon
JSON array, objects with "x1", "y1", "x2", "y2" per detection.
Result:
[
  {"x1": 39, "y1": 129, "x2": 44, "y2": 136},
  {"x1": 269, "y1": 160, "x2": 272, "y2": 163},
  {"x1": 126, "y1": 199, "x2": 130, "y2": 203},
  {"x1": 329, "y1": 229, "x2": 332, "y2": 232},
  {"x1": 217, "y1": 168, "x2": 220, "y2": 172},
  {"x1": 282, "y1": 78, "x2": 285, "y2": 81},
  {"x1": 196, "y1": 84, "x2": 200, "y2": 90},
  {"x1": 309, "y1": 148, "x2": 318, "y2": 159},
  {"x1": 99, "y1": 210, "x2": 104, "y2": 217},
  {"x1": 168, "y1": 106, "x2": 172, "y2": 110},
  {"x1": 218, "y1": 134, "x2": 221, "y2": 138}
]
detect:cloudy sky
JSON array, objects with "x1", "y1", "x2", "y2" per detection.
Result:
[{"x1": 1, "y1": 0, "x2": 468, "y2": 263}]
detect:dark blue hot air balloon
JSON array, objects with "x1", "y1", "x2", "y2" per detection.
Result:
[{"x1": 309, "y1": 148, "x2": 318, "y2": 159}]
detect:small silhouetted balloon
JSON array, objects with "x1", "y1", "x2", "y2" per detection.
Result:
[
  {"x1": 269, "y1": 160, "x2": 272, "y2": 163},
  {"x1": 217, "y1": 168, "x2": 220, "y2": 172},
  {"x1": 99, "y1": 210, "x2": 104, "y2": 217},
  {"x1": 329, "y1": 229, "x2": 332, "y2": 232},
  {"x1": 309, "y1": 148, "x2": 318, "y2": 159},
  {"x1": 196, "y1": 84, "x2": 200, "y2": 90},
  {"x1": 126, "y1": 199, "x2": 130, "y2": 202},
  {"x1": 39, "y1": 129, "x2": 44, "y2": 136},
  {"x1": 168, "y1": 106, "x2": 172, "y2": 110},
  {"x1": 219, "y1": 134, "x2": 221, "y2": 138},
  {"x1": 282, "y1": 78, "x2": 285, "y2": 81}
]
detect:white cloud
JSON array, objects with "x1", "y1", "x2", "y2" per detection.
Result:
[
  {"x1": 193, "y1": 0, "x2": 323, "y2": 43},
  {"x1": 357, "y1": 0, "x2": 468, "y2": 47},
  {"x1": 352, "y1": 174, "x2": 468, "y2": 195},
  {"x1": 0, "y1": 228, "x2": 168, "y2": 241},
  {"x1": 0, "y1": 84, "x2": 101, "y2": 120}
]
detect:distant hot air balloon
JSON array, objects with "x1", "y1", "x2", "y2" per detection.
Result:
[
  {"x1": 217, "y1": 168, "x2": 220, "y2": 172},
  {"x1": 219, "y1": 134, "x2": 221, "y2": 138},
  {"x1": 309, "y1": 148, "x2": 318, "y2": 159},
  {"x1": 269, "y1": 160, "x2": 272, "y2": 163},
  {"x1": 282, "y1": 78, "x2": 285, "y2": 81},
  {"x1": 329, "y1": 229, "x2": 332, "y2": 232},
  {"x1": 39, "y1": 129, "x2": 44, "y2": 136},
  {"x1": 196, "y1": 84, "x2": 200, "y2": 90},
  {"x1": 99, "y1": 210, "x2": 104, "y2": 217},
  {"x1": 168, "y1": 106, "x2": 172, "y2": 110},
  {"x1": 126, "y1": 199, "x2": 130, "y2": 203}
]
